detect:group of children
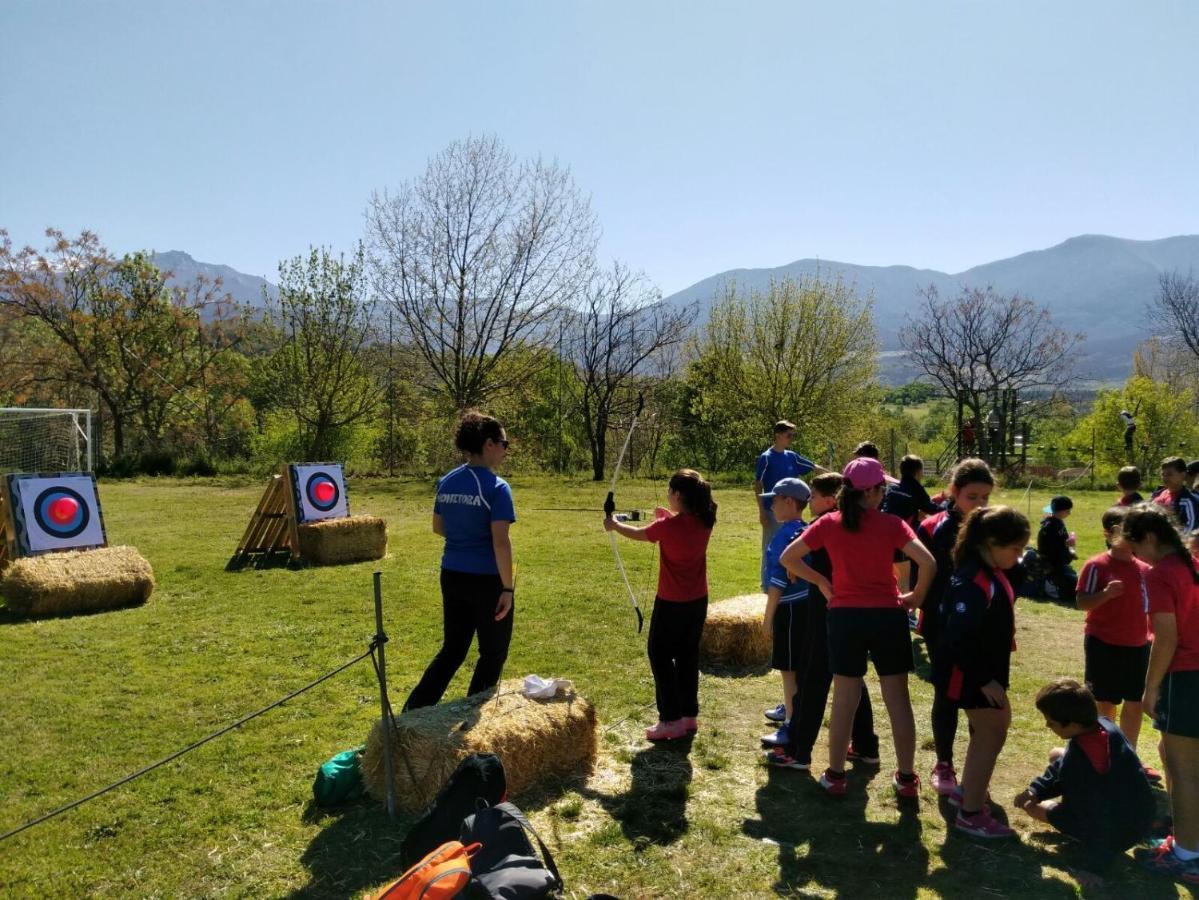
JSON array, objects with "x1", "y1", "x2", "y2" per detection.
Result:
[{"x1": 606, "y1": 437, "x2": 1199, "y2": 885}]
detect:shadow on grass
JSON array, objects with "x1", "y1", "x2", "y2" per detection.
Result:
[
  {"x1": 0, "y1": 600, "x2": 148, "y2": 625},
  {"x1": 290, "y1": 801, "x2": 410, "y2": 900},
  {"x1": 579, "y1": 740, "x2": 695, "y2": 848},
  {"x1": 911, "y1": 635, "x2": 932, "y2": 682},
  {"x1": 699, "y1": 660, "x2": 771, "y2": 679},
  {"x1": 744, "y1": 763, "x2": 931, "y2": 899}
]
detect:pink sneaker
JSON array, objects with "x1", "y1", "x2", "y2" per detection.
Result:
[
  {"x1": 955, "y1": 809, "x2": 1015, "y2": 838},
  {"x1": 892, "y1": 770, "x2": 921, "y2": 799},
  {"x1": 931, "y1": 761, "x2": 958, "y2": 796},
  {"x1": 680, "y1": 716, "x2": 698, "y2": 734},
  {"x1": 645, "y1": 720, "x2": 688, "y2": 741},
  {"x1": 818, "y1": 768, "x2": 848, "y2": 796}
]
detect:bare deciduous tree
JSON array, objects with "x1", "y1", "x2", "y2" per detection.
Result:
[
  {"x1": 565, "y1": 262, "x2": 693, "y2": 480},
  {"x1": 899, "y1": 285, "x2": 1082, "y2": 467},
  {"x1": 1149, "y1": 270, "x2": 1199, "y2": 362},
  {"x1": 365, "y1": 135, "x2": 599, "y2": 410}
]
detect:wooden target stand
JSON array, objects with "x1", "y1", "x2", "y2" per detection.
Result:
[
  {"x1": 227, "y1": 465, "x2": 304, "y2": 570},
  {"x1": 0, "y1": 483, "x2": 17, "y2": 570}
]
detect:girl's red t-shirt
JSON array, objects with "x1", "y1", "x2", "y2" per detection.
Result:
[
  {"x1": 1146, "y1": 553, "x2": 1199, "y2": 673},
  {"x1": 644, "y1": 513, "x2": 712, "y2": 601},
  {"x1": 800, "y1": 508, "x2": 918, "y2": 609}
]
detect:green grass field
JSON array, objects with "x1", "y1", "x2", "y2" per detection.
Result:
[{"x1": 0, "y1": 478, "x2": 1190, "y2": 899}]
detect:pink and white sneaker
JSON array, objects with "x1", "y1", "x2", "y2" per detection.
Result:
[
  {"x1": 955, "y1": 809, "x2": 1015, "y2": 838},
  {"x1": 931, "y1": 761, "x2": 958, "y2": 796},
  {"x1": 645, "y1": 720, "x2": 688, "y2": 741},
  {"x1": 819, "y1": 768, "x2": 848, "y2": 796},
  {"x1": 892, "y1": 770, "x2": 921, "y2": 799},
  {"x1": 680, "y1": 716, "x2": 698, "y2": 734}
]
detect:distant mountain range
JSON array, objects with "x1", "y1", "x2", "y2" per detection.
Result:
[
  {"x1": 151, "y1": 235, "x2": 1199, "y2": 384},
  {"x1": 663, "y1": 234, "x2": 1199, "y2": 384}
]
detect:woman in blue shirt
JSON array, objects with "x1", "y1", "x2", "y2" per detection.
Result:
[{"x1": 403, "y1": 411, "x2": 517, "y2": 711}]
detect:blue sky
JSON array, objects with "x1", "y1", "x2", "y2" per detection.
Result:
[{"x1": 2, "y1": 1, "x2": 1196, "y2": 295}]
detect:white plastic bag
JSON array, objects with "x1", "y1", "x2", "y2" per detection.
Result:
[{"x1": 522, "y1": 674, "x2": 573, "y2": 699}]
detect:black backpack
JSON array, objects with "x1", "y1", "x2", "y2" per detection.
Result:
[
  {"x1": 400, "y1": 753, "x2": 507, "y2": 867},
  {"x1": 460, "y1": 801, "x2": 562, "y2": 899}
]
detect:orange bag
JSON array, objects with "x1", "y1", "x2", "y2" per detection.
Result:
[{"x1": 371, "y1": 840, "x2": 481, "y2": 899}]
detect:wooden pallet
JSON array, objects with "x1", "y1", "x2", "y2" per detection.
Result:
[{"x1": 226, "y1": 465, "x2": 303, "y2": 570}]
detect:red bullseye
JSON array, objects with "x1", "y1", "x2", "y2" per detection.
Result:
[
  {"x1": 313, "y1": 481, "x2": 336, "y2": 504},
  {"x1": 49, "y1": 496, "x2": 80, "y2": 525}
]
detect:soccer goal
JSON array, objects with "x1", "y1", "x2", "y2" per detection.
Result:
[{"x1": 0, "y1": 408, "x2": 93, "y2": 474}]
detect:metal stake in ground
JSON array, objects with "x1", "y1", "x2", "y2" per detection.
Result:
[{"x1": 373, "y1": 571, "x2": 397, "y2": 818}]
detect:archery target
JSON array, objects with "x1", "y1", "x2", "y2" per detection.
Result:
[
  {"x1": 8, "y1": 473, "x2": 107, "y2": 555},
  {"x1": 288, "y1": 463, "x2": 349, "y2": 523}
]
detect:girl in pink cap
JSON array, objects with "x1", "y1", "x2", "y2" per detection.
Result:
[{"x1": 781, "y1": 456, "x2": 936, "y2": 798}]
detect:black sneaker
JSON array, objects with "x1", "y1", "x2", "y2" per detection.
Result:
[{"x1": 847, "y1": 744, "x2": 881, "y2": 765}]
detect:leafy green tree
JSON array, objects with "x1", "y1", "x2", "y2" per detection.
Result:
[{"x1": 266, "y1": 245, "x2": 381, "y2": 460}]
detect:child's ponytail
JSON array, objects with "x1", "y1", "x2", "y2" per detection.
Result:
[
  {"x1": 837, "y1": 485, "x2": 866, "y2": 532},
  {"x1": 670, "y1": 469, "x2": 717, "y2": 529},
  {"x1": 952, "y1": 505, "x2": 1031, "y2": 568},
  {"x1": 1123, "y1": 504, "x2": 1199, "y2": 584}
]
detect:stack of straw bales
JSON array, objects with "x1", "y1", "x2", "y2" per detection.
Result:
[
  {"x1": 0, "y1": 546, "x2": 154, "y2": 617},
  {"x1": 362, "y1": 679, "x2": 598, "y2": 813},
  {"x1": 297, "y1": 515, "x2": 387, "y2": 565},
  {"x1": 700, "y1": 594, "x2": 771, "y2": 667}
]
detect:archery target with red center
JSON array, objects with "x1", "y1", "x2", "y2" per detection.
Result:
[
  {"x1": 8, "y1": 473, "x2": 107, "y2": 555},
  {"x1": 288, "y1": 463, "x2": 349, "y2": 523}
]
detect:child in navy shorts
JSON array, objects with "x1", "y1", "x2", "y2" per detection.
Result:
[
  {"x1": 780, "y1": 457, "x2": 936, "y2": 798},
  {"x1": 1075, "y1": 506, "x2": 1153, "y2": 750},
  {"x1": 758, "y1": 477, "x2": 812, "y2": 748},
  {"x1": 936, "y1": 506, "x2": 1030, "y2": 838}
]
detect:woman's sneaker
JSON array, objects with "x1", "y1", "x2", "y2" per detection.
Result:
[
  {"x1": 846, "y1": 744, "x2": 880, "y2": 765},
  {"x1": 892, "y1": 770, "x2": 921, "y2": 799},
  {"x1": 819, "y1": 768, "x2": 848, "y2": 796},
  {"x1": 764, "y1": 747, "x2": 811, "y2": 770},
  {"x1": 955, "y1": 809, "x2": 1015, "y2": 839},
  {"x1": 947, "y1": 786, "x2": 992, "y2": 809},
  {"x1": 645, "y1": 720, "x2": 688, "y2": 741},
  {"x1": 931, "y1": 762, "x2": 958, "y2": 796},
  {"x1": 764, "y1": 703, "x2": 787, "y2": 723},
  {"x1": 680, "y1": 716, "x2": 698, "y2": 734},
  {"x1": 1134, "y1": 838, "x2": 1199, "y2": 884},
  {"x1": 761, "y1": 723, "x2": 791, "y2": 748}
]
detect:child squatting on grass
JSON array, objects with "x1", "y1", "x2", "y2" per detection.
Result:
[
  {"x1": 604, "y1": 468, "x2": 717, "y2": 742},
  {"x1": 1014, "y1": 678, "x2": 1154, "y2": 879},
  {"x1": 758, "y1": 477, "x2": 813, "y2": 748},
  {"x1": 935, "y1": 505, "x2": 1030, "y2": 838},
  {"x1": 780, "y1": 457, "x2": 936, "y2": 797}
]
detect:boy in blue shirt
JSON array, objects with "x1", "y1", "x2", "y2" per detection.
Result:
[
  {"x1": 758, "y1": 477, "x2": 812, "y2": 747},
  {"x1": 755, "y1": 421, "x2": 821, "y2": 591}
]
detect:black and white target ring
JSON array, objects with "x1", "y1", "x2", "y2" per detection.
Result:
[
  {"x1": 33, "y1": 487, "x2": 91, "y2": 539},
  {"x1": 305, "y1": 472, "x2": 340, "y2": 512}
]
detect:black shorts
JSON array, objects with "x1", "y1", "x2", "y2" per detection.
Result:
[
  {"x1": 827, "y1": 606, "x2": 915, "y2": 678},
  {"x1": 1155, "y1": 669, "x2": 1199, "y2": 738},
  {"x1": 1084, "y1": 635, "x2": 1151, "y2": 704},
  {"x1": 771, "y1": 601, "x2": 808, "y2": 671}
]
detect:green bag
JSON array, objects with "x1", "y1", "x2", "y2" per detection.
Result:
[{"x1": 313, "y1": 745, "x2": 366, "y2": 807}]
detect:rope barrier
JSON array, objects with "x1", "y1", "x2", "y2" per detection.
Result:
[{"x1": 0, "y1": 642, "x2": 378, "y2": 844}]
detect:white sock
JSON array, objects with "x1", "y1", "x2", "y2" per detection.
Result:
[{"x1": 1173, "y1": 843, "x2": 1199, "y2": 862}]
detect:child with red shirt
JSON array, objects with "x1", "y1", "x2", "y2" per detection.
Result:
[
  {"x1": 604, "y1": 468, "x2": 717, "y2": 742},
  {"x1": 1075, "y1": 507, "x2": 1152, "y2": 748},
  {"x1": 1123, "y1": 504, "x2": 1199, "y2": 883},
  {"x1": 781, "y1": 457, "x2": 936, "y2": 798},
  {"x1": 936, "y1": 506, "x2": 1030, "y2": 838}
]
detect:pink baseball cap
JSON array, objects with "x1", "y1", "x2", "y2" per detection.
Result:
[{"x1": 842, "y1": 457, "x2": 887, "y2": 490}]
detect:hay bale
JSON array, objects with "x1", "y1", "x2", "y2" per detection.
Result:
[
  {"x1": 700, "y1": 594, "x2": 771, "y2": 667},
  {"x1": 0, "y1": 546, "x2": 154, "y2": 617},
  {"x1": 362, "y1": 679, "x2": 598, "y2": 813},
  {"x1": 296, "y1": 515, "x2": 387, "y2": 565}
]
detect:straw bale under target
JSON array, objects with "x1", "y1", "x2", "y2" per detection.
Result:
[
  {"x1": 0, "y1": 545, "x2": 155, "y2": 617},
  {"x1": 362, "y1": 680, "x2": 598, "y2": 813},
  {"x1": 296, "y1": 515, "x2": 387, "y2": 566},
  {"x1": 700, "y1": 594, "x2": 771, "y2": 667}
]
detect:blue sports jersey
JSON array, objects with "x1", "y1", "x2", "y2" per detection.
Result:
[
  {"x1": 765, "y1": 518, "x2": 810, "y2": 603},
  {"x1": 755, "y1": 448, "x2": 816, "y2": 495},
  {"x1": 434, "y1": 465, "x2": 516, "y2": 574}
]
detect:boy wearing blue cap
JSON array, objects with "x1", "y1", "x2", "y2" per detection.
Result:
[
  {"x1": 1039, "y1": 496, "x2": 1077, "y2": 603},
  {"x1": 759, "y1": 477, "x2": 812, "y2": 747}
]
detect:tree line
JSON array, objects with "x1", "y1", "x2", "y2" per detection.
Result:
[{"x1": 3, "y1": 136, "x2": 1197, "y2": 482}]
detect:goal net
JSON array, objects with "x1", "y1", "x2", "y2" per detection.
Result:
[{"x1": 0, "y1": 408, "x2": 92, "y2": 474}]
